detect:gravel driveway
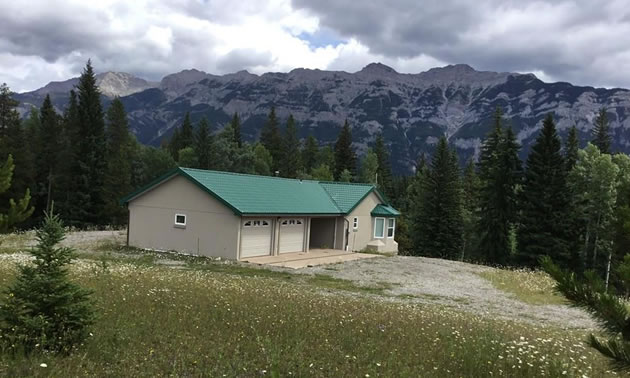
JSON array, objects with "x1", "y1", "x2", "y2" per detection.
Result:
[{"x1": 302, "y1": 255, "x2": 595, "y2": 329}]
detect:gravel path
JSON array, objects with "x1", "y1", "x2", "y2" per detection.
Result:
[{"x1": 301, "y1": 256, "x2": 596, "y2": 329}]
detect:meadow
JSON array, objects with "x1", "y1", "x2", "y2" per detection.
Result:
[{"x1": 0, "y1": 232, "x2": 617, "y2": 377}]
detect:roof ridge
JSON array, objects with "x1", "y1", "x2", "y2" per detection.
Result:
[
  {"x1": 180, "y1": 167, "x2": 320, "y2": 183},
  {"x1": 318, "y1": 182, "x2": 344, "y2": 213},
  {"x1": 318, "y1": 181, "x2": 375, "y2": 188}
]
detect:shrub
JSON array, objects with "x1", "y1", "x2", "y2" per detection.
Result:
[{"x1": 0, "y1": 212, "x2": 94, "y2": 354}]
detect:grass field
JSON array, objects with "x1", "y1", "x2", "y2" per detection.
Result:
[
  {"x1": 0, "y1": 232, "x2": 616, "y2": 377},
  {"x1": 478, "y1": 269, "x2": 568, "y2": 306}
]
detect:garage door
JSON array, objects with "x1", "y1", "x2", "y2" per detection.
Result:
[
  {"x1": 241, "y1": 219, "x2": 272, "y2": 258},
  {"x1": 279, "y1": 218, "x2": 305, "y2": 253}
]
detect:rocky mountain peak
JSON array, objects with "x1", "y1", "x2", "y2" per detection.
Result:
[
  {"x1": 96, "y1": 72, "x2": 156, "y2": 97},
  {"x1": 358, "y1": 62, "x2": 398, "y2": 75}
]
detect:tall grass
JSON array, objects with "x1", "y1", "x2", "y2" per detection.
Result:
[{"x1": 0, "y1": 253, "x2": 613, "y2": 377}]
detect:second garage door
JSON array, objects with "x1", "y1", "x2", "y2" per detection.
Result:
[
  {"x1": 241, "y1": 219, "x2": 272, "y2": 258},
  {"x1": 279, "y1": 218, "x2": 305, "y2": 253}
]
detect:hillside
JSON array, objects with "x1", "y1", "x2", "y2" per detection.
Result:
[{"x1": 15, "y1": 63, "x2": 630, "y2": 174}]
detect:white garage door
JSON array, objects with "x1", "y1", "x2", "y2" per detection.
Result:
[
  {"x1": 241, "y1": 219, "x2": 272, "y2": 258},
  {"x1": 279, "y1": 218, "x2": 305, "y2": 253}
]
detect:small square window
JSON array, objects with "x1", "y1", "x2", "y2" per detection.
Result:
[
  {"x1": 353, "y1": 217, "x2": 358, "y2": 230},
  {"x1": 175, "y1": 214, "x2": 186, "y2": 228}
]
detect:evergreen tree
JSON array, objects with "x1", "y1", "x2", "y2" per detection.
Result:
[
  {"x1": 281, "y1": 114, "x2": 301, "y2": 178},
  {"x1": 302, "y1": 135, "x2": 319, "y2": 173},
  {"x1": 253, "y1": 143, "x2": 273, "y2": 176},
  {"x1": 360, "y1": 148, "x2": 379, "y2": 184},
  {"x1": 593, "y1": 108, "x2": 611, "y2": 154},
  {"x1": 517, "y1": 114, "x2": 572, "y2": 267},
  {"x1": 102, "y1": 98, "x2": 133, "y2": 225},
  {"x1": 179, "y1": 112, "x2": 194, "y2": 150},
  {"x1": 168, "y1": 127, "x2": 182, "y2": 161},
  {"x1": 178, "y1": 147, "x2": 198, "y2": 168},
  {"x1": 75, "y1": 60, "x2": 106, "y2": 225},
  {"x1": 0, "y1": 85, "x2": 35, "y2": 224},
  {"x1": 542, "y1": 256, "x2": 630, "y2": 372},
  {"x1": 565, "y1": 125, "x2": 580, "y2": 171},
  {"x1": 461, "y1": 159, "x2": 481, "y2": 261},
  {"x1": 130, "y1": 143, "x2": 176, "y2": 188},
  {"x1": 231, "y1": 112, "x2": 242, "y2": 148},
  {"x1": 476, "y1": 109, "x2": 522, "y2": 264},
  {"x1": 260, "y1": 107, "x2": 283, "y2": 172},
  {"x1": 339, "y1": 169, "x2": 353, "y2": 183},
  {"x1": 38, "y1": 95, "x2": 62, "y2": 214},
  {"x1": 311, "y1": 164, "x2": 334, "y2": 181},
  {"x1": 0, "y1": 155, "x2": 34, "y2": 233},
  {"x1": 413, "y1": 137, "x2": 463, "y2": 259},
  {"x1": 333, "y1": 119, "x2": 356, "y2": 180},
  {"x1": 0, "y1": 83, "x2": 19, "y2": 138},
  {"x1": 56, "y1": 91, "x2": 81, "y2": 223},
  {"x1": 373, "y1": 134, "x2": 393, "y2": 194},
  {"x1": 0, "y1": 212, "x2": 93, "y2": 354},
  {"x1": 194, "y1": 117, "x2": 214, "y2": 170},
  {"x1": 405, "y1": 154, "x2": 429, "y2": 256},
  {"x1": 317, "y1": 145, "x2": 335, "y2": 169}
]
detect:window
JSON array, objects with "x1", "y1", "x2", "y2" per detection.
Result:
[
  {"x1": 353, "y1": 217, "x2": 358, "y2": 230},
  {"x1": 174, "y1": 214, "x2": 186, "y2": 227},
  {"x1": 244, "y1": 221, "x2": 252, "y2": 227},
  {"x1": 244, "y1": 219, "x2": 269, "y2": 227},
  {"x1": 374, "y1": 217, "x2": 385, "y2": 238},
  {"x1": 387, "y1": 218, "x2": 395, "y2": 238}
]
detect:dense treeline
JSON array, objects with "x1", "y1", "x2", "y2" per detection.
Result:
[
  {"x1": 0, "y1": 61, "x2": 391, "y2": 229},
  {"x1": 2, "y1": 61, "x2": 630, "y2": 289},
  {"x1": 0, "y1": 61, "x2": 176, "y2": 228}
]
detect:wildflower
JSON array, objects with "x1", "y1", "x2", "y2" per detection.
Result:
[{"x1": 40, "y1": 363, "x2": 47, "y2": 368}]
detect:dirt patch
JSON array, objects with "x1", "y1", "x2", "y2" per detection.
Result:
[{"x1": 300, "y1": 256, "x2": 595, "y2": 329}]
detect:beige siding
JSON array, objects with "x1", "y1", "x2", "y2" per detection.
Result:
[
  {"x1": 128, "y1": 175, "x2": 240, "y2": 259},
  {"x1": 346, "y1": 192, "x2": 398, "y2": 253}
]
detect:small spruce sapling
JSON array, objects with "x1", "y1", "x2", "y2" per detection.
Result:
[{"x1": 0, "y1": 211, "x2": 94, "y2": 354}]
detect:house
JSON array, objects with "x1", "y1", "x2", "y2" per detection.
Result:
[{"x1": 121, "y1": 167, "x2": 400, "y2": 260}]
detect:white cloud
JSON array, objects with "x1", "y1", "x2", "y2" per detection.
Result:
[{"x1": 2, "y1": 0, "x2": 630, "y2": 92}]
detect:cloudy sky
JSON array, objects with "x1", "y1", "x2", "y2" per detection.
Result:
[{"x1": 2, "y1": 0, "x2": 629, "y2": 92}]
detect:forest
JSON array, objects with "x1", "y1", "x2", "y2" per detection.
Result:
[{"x1": 1, "y1": 61, "x2": 628, "y2": 286}]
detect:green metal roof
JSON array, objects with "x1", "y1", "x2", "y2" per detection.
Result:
[
  {"x1": 371, "y1": 204, "x2": 401, "y2": 217},
  {"x1": 319, "y1": 182, "x2": 375, "y2": 213},
  {"x1": 122, "y1": 167, "x2": 400, "y2": 216}
]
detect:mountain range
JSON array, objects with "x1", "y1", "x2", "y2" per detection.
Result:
[{"x1": 14, "y1": 63, "x2": 630, "y2": 174}]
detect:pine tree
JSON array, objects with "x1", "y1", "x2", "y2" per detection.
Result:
[
  {"x1": 566, "y1": 125, "x2": 580, "y2": 171},
  {"x1": 76, "y1": 60, "x2": 106, "y2": 225},
  {"x1": 360, "y1": 148, "x2": 379, "y2": 184},
  {"x1": 373, "y1": 134, "x2": 393, "y2": 194},
  {"x1": 260, "y1": 107, "x2": 283, "y2": 172},
  {"x1": 56, "y1": 91, "x2": 82, "y2": 223},
  {"x1": 593, "y1": 108, "x2": 611, "y2": 154},
  {"x1": 542, "y1": 256, "x2": 630, "y2": 372},
  {"x1": 231, "y1": 112, "x2": 242, "y2": 148},
  {"x1": 253, "y1": 143, "x2": 273, "y2": 176},
  {"x1": 168, "y1": 127, "x2": 182, "y2": 161},
  {"x1": 194, "y1": 117, "x2": 214, "y2": 170},
  {"x1": 476, "y1": 109, "x2": 522, "y2": 264},
  {"x1": 102, "y1": 98, "x2": 133, "y2": 225},
  {"x1": 179, "y1": 112, "x2": 194, "y2": 150},
  {"x1": 311, "y1": 164, "x2": 334, "y2": 181},
  {"x1": 38, "y1": 95, "x2": 61, "y2": 214},
  {"x1": 334, "y1": 119, "x2": 356, "y2": 180},
  {"x1": 517, "y1": 114, "x2": 572, "y2": 267},
  {"x1": 302, "y1": 135, "x2": 319, "y2": 174},
  {"x1": 0, "y1": 155, "x2": 34, "y2": 233},
  {"x1": 0, "y1": 85, "x2": 35, "y2": 226},
  {"x1": 0, "y1": 212, "x2": 93, "y2": 354},
  {"x1": 281, "y1": 114, "x2": 302, "y2": 178},
  {"x1": 461, "y1": 159, "x2": 481, "y2": 261},
  {"x1": 0, "y1": 83, "x2": 19, "y2": 138},
  {"x1": 413, "y1": 137, "x2": 463, "y2": 259}
]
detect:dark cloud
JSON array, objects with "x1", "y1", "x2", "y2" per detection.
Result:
[
  {"x1": 292, "y1": 0, "x2": 630, "y2": 88},
  {"x1": 216, "y1": 49, "x2": 274, "y2": 72}
]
